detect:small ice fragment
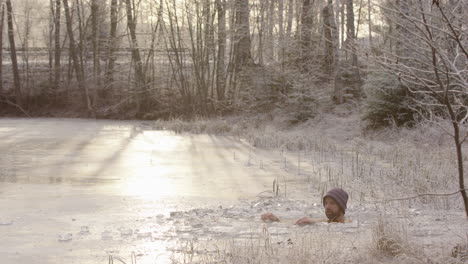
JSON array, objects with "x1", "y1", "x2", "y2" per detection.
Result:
[
  {"x1": 253, "y1": 202, "x2": 261, "y2": 208},
  {"x1": 313, "y1": 203, "x2": 317, "y2": 207},
  {"x1": 119, "y1": 228, "x2": 133, "y2": 236},
  {"x1": 0, "y1": 219, "x2": 13, "y2": 226},
  {"x1": 101, "y1": 230, "x2": 113, "y2": 240},
  {"x1": 58, "y1": 233, "x2": 73, "y2": 242},
  {"x1": 170, "y1": 211, "x2": 183, "y2": 218},
  {"x1": 79, "y1": 226, "x2": 90, "y2": 235},
  {"x1": 136, "y1": 231, "x2": 151, "y2": 239}
]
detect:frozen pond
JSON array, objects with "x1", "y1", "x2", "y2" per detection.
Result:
[
  {"x1": 0, "y1": 118, "x2": 277, "y2": 264},
  {"x1": 1, "y1": 118, "x2": 466, "y2": 264}
]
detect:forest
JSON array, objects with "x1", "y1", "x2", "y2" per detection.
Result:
[{"x1": 0, "y1": 0, "x2": 462, "y2": 121}]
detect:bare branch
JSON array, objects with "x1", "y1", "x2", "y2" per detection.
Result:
[{"x1": 374, "y1": 189, "x2": 468, "y2": 203}]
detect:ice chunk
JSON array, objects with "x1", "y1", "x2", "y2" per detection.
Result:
[
  {"x1": 119, "y1": 227, "x2": 133, "y2": 237},
  {"x1": 170, "y1": 211, "x2": 183, "y2": 218},
  {"x1": 79, "y1": 226, "x2": 90, "y2": 235},
  {"x1": 101, "y1": 230, "x2": 113, "y2": 240},
  {"x1": 136, "y1": 230, "x2": 152, "y2": 239},
  {"x1": 0, "y1": 219, "x2": 13, "y2": 226},
  {"x1": 192, "y1": 223, "x2": 203, "y2": 228},
  {"x1": 58, "y1": 233, "x2": 73, "y2": 242}
]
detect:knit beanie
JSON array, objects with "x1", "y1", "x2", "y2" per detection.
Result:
[{"x1": 323, "y1": 188, "x2": 349, "y2": 213}]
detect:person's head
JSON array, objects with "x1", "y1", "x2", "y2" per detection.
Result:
[{"x1": 323, "y1": 188, "x2": 348, "y2": 221}]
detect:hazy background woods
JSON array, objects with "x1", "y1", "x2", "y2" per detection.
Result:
[{"x1": 0, "y1": 0, "x2": 466, "y2": 124}]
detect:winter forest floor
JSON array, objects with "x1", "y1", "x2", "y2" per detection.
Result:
[{"x1": 0, "y1": 102, "x2": 467, "y2": 264}]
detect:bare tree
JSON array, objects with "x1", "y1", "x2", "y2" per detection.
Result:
[
  {"x1": 233, "y1": 0, "x2": 253, "y2": 70},
  {"x1": 300, "y1": 0, "x2": 313, "y2": 71},
  {"x1": 48, "y1": 0, "x2": 54, "y2": 86},
  {"x1": 367, "y1": 0, "x2": 372, "y2": 48},
  {"x1": 6, "y1": 0, "x2": 22, "y2": 107},
  {"x1": 346, "y1": 0, "x2": 357, "y2": 66},
  {"x1": 91, "y1": 0, "x2": 101, "y2": 94},
  {"x1": 125, "y1": 0, "x2": 148, "y2": 113},
  {"x1": 278, "y1": 0, "x2": 285, "y2": 64},
  {"x1": 62, "y1": 0, "x2": 93, "y2": 114},
  {"x1": 257, "y1": 0, "x2": 266, "y2": 65},
  {"x1": 266, "y1": 0, "x2": 276, "y2": 62},
  {"x1": 21, "y1": 0, "x2": 33, "y2": 89},
  {"x1": 105, "y1": 0, "x2": 119, "y2": 90},
  {"x1": 216, "y1": 0, "x2": 226, "y2": 101},
  {"x1": 323, "y1": 0, "x2": 338, "y2": 76},
  {"x1": 54, "y1": 0, "x2": 61, "y2": 92},
  {"x1": 0, "y1": 2, "x2": 4, "y2": 93},
  {"x1": 374, "y1": 0, "x2": 468, "y2": 217},
  {"x1": 286, "y1": 0, "x2": 294, "y2": 40}
]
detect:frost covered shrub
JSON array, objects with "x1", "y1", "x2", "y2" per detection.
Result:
[
  {"x1": 284, "y1": 86, "x2": 318, "y2": 125},
  {"x1": 362, "y1": 71, "x2": 415, "y2": 129},
  {"x1": 236, "y1": 66, "x2": 294, "y2": 113}
]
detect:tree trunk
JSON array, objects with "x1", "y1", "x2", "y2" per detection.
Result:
[
  {"x1": 257, "y1": 0, "x2": 265, "y2": 65},
  {"x1": 301, "y1": 0, "x2": 313, "y2": 71},
  {"x1": 216, "y1": 0, "x2": 226, "y2": 101},
  {"x1": 266, "y1": 0, "x2": 275, "y2": 62},
  {"x1": 91, "y1": 0, "x2": 101, "y2": 96},
  {"x1": 0, "y1": 3, "x2": 4, "y2": 93},
  {"x1": 278, "y1": 0, "x2": 284, "y2": 64},
  {"x1": 63, "y1": 0, "x2": 93, "y2": 114},
  {"x1": 355, "y1": 0, "x2": 363, "y2": 39},
  {"x1": 286, "y1": 0, "x2": 294, "y2": 39},
  {"x1": 233, "y1": 0, "x2": 252, "y2": 70},
  {"x1": 346, "y1": 0, "x2": 357, "y2": 68},
  {"x1": 6, "y1": 0, "x2": 22, "y2": 107},
  {"x1": 346, "y1": 0, "x2": 361, "y2": 93},
  {"x1": 330, "y1": 0, "x2": 339, "y2": 64},
  {"x1": 340, "y1": 0, "x2": 344, "y2": 50},
  {"x1": 54, "y1": 0, "x2": 61, "y2": 93},
  {"x1": 447, "y1": 105, "x2": 468, "y2": 218},
  {"x1": 22, "y1": 3, "x2": 31, "y2": 90},
  {"x1": 202, "y1": 0, "x2": 212, "y2": 110},
  {"x1": 48, "y1": 0, "x2": 54, "y2": 87},
  {"x1": 106, "y1": 0, "x2": 118, "y2": 90},
  {"x1": 367, "y1": 0, "x2": 372, "y2": 48},
  {"x1": 395, "y1": 0, "x2": 409, "y2": 62},
  {"x1": 323, "y1": 0, "x2": 337, "y2": 77},
  {"x1": 125, "y1": 0, "x2": 147, "y2": 113},
  {"x1": 73, "y1": 0, "x2": 85, "y2": 80}
]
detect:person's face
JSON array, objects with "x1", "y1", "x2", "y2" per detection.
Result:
[{"x1": 324, "y1": 197, "x2": 343, "y2": 220}]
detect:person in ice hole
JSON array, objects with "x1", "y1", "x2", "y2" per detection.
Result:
[{"x1": 261, "y1": 188, "x2": 349, "y2": 225}]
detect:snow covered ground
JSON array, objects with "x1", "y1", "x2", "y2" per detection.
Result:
[{"x1": 0, "y1": 117, "x2": 466, "y2": 264}]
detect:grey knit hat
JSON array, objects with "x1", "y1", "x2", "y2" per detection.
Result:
[{"x1": 323, "y1": 188, "x2": 349, "y2": 213}]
